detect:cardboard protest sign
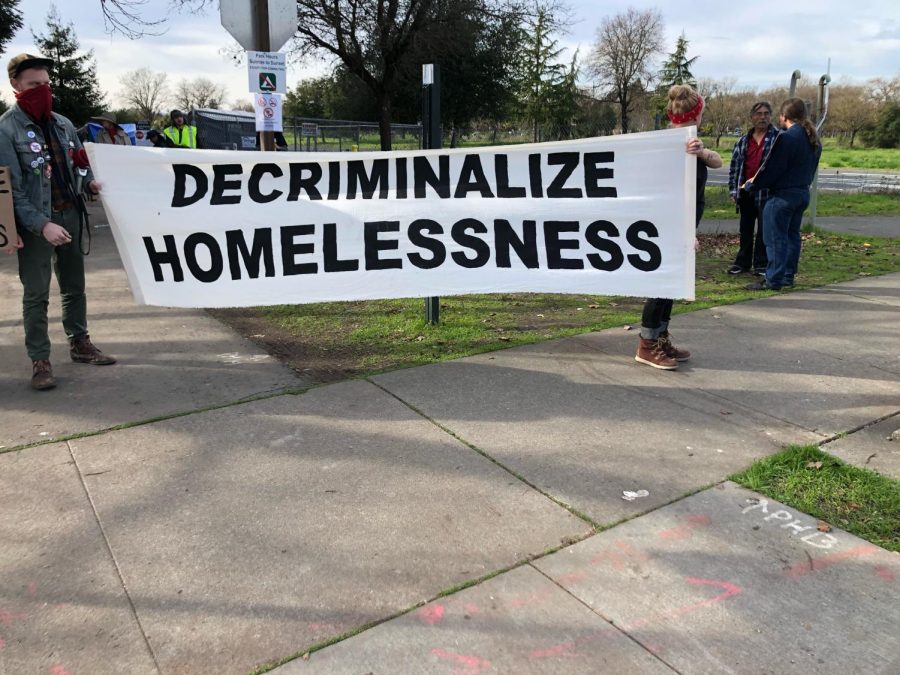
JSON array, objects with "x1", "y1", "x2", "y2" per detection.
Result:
[{"x1": 0, "y1": 166, "x2": 17, "y2": 254}]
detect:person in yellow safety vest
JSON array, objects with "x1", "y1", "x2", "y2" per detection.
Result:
[{"x1": 162, "y1": 109, "x2": 199, "y2": 148}]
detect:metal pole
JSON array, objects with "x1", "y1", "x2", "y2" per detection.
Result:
[
  {"x1": 789, "y1": 70, "x2": 801, "y2": 97},
  {"x1": 808, "y1": 72, "x2": 831, "y2": 230},
  {"x1": 423, "y1": 64, "x2": 441, "y2": 325},
  {"x1": 254, "y1": 1, "x2": 275, "y2": 151}
]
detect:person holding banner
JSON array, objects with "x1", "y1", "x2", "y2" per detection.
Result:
[
  {"x1": 0, "y1": 53, "x2": 117, "y2": 391},
  {"x1": 636, "y1": 84, "x2": 722, "y2": 370},
  {"x1": 743, "y1": 97, "x2": 822, "y2": 291}
]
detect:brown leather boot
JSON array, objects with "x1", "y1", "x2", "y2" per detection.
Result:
[
  {"x1": 69, "y1": 336, "x2": 117, "y2": 365},
  {"x1": 31, "y1": 359, "x2": 57, "y2": 390},
  {"x1": 659, "y1": 332, "x2": 691, "y2": 362},
  {"x1": 635, "y1": 337, "x2": 678, "y2": 370}
]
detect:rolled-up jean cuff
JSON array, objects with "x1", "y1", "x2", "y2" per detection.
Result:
[{"x1": 640, "y1": 326, "x2": 662, "y2": 340}]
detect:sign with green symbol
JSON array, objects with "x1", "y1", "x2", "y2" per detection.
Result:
[{"x1": 247, "y1": 51, "x2": 286, "y2": 94}]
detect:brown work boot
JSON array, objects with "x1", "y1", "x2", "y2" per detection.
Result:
[
  {"x1": 31, "y1": 359, "x2": 57, "y2": 390},
  {"x1": 635, "y1": 337, "x2": 678, "y2": 370},
  {"x1": 659, "y1": 332, "x2": 691, "y2": 362},
  {"x1": 69, "y1": 335, "x2": 117, "y2": 365}
]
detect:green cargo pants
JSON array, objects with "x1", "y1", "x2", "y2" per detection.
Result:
[{"x1": 17, "y1": 207, "x2": 88, "y2": 361}]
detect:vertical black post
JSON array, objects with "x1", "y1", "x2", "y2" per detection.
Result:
[
  {"x1": 423, "y1": 64, "x2": 441, "y2": 324},
  {"x1": 254, "y1": 1, "x2": 274, "y2": 151}
]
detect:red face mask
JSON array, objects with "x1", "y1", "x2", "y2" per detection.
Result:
[{"x1": 15, "y1": 83, "x2": 53, "y2": 122}]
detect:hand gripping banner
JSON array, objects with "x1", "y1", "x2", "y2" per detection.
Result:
[{"x1": 87, "y1": 128, "x2": 696, "y2": 308}]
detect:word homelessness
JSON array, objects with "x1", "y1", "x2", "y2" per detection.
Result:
[
  {"x1": 170, "y1": 151, "x2": 618, "y2": 206},
  {"x1": 142, "y1": 219, "x2": 663, "y2": 283}
]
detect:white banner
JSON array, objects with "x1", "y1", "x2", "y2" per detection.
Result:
[{"x1": 86, "y1": 129, "x2": 696, "y2": 308}]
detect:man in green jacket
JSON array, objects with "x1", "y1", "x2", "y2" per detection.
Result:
[{"x1": 0, "y1": 53, "x2": 116, "y2": 391}]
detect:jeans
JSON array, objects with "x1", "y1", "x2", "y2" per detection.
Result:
[
  {"x1": 762, "y1": 189, "x2": 809, "y2": 288},
  {"x1": 16, "y1": 207, "x2": 88, "y2": 361},
  {"x1": 640, "y1": 298, "x2": 674, "y2": 339},
  {"x1": 734, "y1": 191, "x2": 767, "y2": 271}
]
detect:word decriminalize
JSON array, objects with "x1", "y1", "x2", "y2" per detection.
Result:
[
  {"x1": 169, "y1": 151, "x2": 618, "y2": 206},
  {"x1": 142, "y1": 219, "x2": 661, "y2": 283}
]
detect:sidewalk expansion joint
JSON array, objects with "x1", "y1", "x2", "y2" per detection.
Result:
[
  {"x1": 528, "y1": 562, "x2": 683, "y2": 674},
  {"x1": 818, "y1": 409, "x2": 900, "y2": 447},
  {"x1": 366, "y1": 377, "x2": 603, "y2": 530},
  {"x1": 0, "y1": 385, "x2": 314, "y2": 456},
  {"x1": 65, "y1": 439, "x2": 162, "y2": 674}
]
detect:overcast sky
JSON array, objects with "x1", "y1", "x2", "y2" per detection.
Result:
[{"x1": 3, "y1": 0, "x2": 899, "y2": 110}]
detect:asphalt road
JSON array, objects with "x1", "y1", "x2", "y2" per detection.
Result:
[{"x1": 707, "y1": 166, "x2": 900, "y2": 192}]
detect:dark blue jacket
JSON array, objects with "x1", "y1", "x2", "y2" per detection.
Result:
[{"x1": 749, "y1": 124, "x2": 821, "y2": 192}]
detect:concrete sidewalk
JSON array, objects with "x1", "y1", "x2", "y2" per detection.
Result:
[{"x1": 1, "y1": 216, "x2": 898, "y2": 674}]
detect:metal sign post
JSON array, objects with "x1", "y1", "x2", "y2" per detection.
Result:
[
  {"x1": 422, "y1": 64, "x2": 441, "y2": 324},
  {"x1": 220, "y1": 0, "x2": 296, "y2": 152}
]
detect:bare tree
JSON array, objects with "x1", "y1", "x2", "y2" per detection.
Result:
[
  {"x1": 98, "y1": 0, "x2": 166, "y2": 38},
  {"x1": 869, "y1": 73, "x2": 900, "y2": 104},
  {"x1": 174, "y1": 77, "x2": 228, "y2": 111},
  {"x1": 698, "y1": 77, "x2": 749, "y2": 147},
  {"x1": 828, "y1": 84, "x2": 878, "y2": 147},
  {"x1": 588, "y1": 7, "x2": 664, "y2": 133},
  {"x1": 119, "y1": 67, "x2": 169, "y2": 120}
]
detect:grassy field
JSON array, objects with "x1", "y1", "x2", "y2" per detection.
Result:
[
  {"x1": 705, "y1": 136, "x2": 900, "y2": 171},
  {"x1": 704, "y1": 186, "x2": 900, "y2": 219},
  {"x1": 731, "y1": 445, "x2": 899, "y2": 552},
  {"x1": 212, "y1": 229, "x2": 900, "y2": 383}
]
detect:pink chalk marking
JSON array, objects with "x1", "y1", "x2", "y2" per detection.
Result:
[
  {"x1": 557, "y1": 570, "x2": 587, "y2": 585},
  {"x1": 50, "y1": 665, "x2": 71, "y2": 675},
  {"x1": 0, "y1": 609, "x2": 28, "y2": 627},
  {"x1": 659, "y1": 514, "x2": 712, "y2": 540},
  {"x1": 875, "y1": 566, "x2": 896, "y2": 582},
  {"x1": 784, "y1": 545, "x2": 880, "y2": 578},
  {"x1": 588, "y1": 540, "x2": 650, "y2": 570},
  {"x1": 431, "y1": 647, "x2": 491, "y2": 672},
  {"x1": 462, "y1": 603, "x2": 480, "y2": 614},
  {"x1": 27, "y1": 581, "x2": 37, "y2": 596},
  {"x1": 528, "y1": 628, "x2": 611, "y2": 659},
  {"x1": 418, "y1": 604, "x2": 445, "y2": 626},
  {"x1": 625, "y1": 578, "x2": 742, "y2": 631},
  {"x1": 508, "y1": 588, "x2": 554, "y2": 609},
  {"x1": 0, "y1": 636, "x2": 6, "y2": 651}
]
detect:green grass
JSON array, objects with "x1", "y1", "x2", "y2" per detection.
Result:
[
  {"x1": 218, "y1": 230, "x2": 900, "y2": 380},
  {"x1": 730, "y1": 445, "x2": 900, "y2": 551},
  {"x1": 703, "y1": 136, "x2": 900, "y2": 171},
  {"x1": 704, "y1": 186, "x2": 900, "y2": 220}
]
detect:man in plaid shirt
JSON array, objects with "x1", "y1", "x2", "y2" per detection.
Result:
[{"x1": 727, "y1": 101, "x2": 780, "y2": 276}]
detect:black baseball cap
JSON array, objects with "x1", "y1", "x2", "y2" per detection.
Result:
[{"x1": 7, "y1": 53, "x2": 54, "y2": 79}]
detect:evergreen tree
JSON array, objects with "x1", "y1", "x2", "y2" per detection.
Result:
[
  {"x1": 32, "y1": 5, "x2": 106, "y2": 124},
  {"x1": 658, "y1": 33, "x2": 699, "y2": 89},
  {"x1": 515, "y1": 3, "x2": 570, "y2": 142},
  {"x1": 653, "y1": 32, "x2": 699, "y2": 123},
  {"x1": 1, "y1": 0, "x2": 23, "y2": 54}
]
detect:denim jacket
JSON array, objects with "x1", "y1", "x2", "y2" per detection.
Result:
[{"x1": 0, "y1": 106, "x2": 94, "y2": 235}]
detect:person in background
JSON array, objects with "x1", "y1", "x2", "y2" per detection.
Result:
[
  {"x1": 744, "y1": 97, "x2": 822, "y2": 291},
  {"x1": 635, "y1": 84, "x2": 723, "y2": 370},
  {"x1": 0, "y1": 53, "x2": 116, "y2": 391},
  {"x1": 91, "y1": 111, "x2": 130, "y2": 145},
  {"x1": 147, "y1": 129, "x2": 174, "y2": 148},
  {"x1": 727, "y1": 101, "x2": 779, "y2": 276},
  {"x1": 162, "y1": 109, "x2": 199, "y2": 148}
]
